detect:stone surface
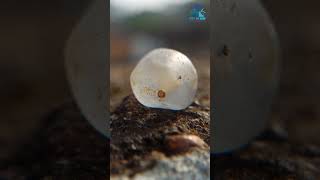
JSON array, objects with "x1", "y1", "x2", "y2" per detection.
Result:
[{"x1": 111, "y1": 150, "x2": 210, "y2": 180}]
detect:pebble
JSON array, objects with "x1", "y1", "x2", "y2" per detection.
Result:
[{"x1": 165, "y1": 134, "x2": 208, "y2": 154}]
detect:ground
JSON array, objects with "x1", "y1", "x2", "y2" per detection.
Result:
[
  {"x1": 0, "y1": 102, "x2": 108, "y2": 180},
  {"x1": 110, "y1": 95, "x2": 210, "y2": 176}
]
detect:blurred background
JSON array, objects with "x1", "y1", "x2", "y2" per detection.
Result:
[
  {"x1": 110, "y1": 0, "x2": 210, "y2": 111},
  {"x1": 214, "y1": 1, "x2": 320, "y2": 178},
  {"x1": 0, "y1": 1, "x2": 110, "y2": 179},
  {"x1": 262, "y1": 0, "x2": 320, "y2": 144},
  {"x1": 0, "y1": 0, "x2": 94, "y2": 161}
]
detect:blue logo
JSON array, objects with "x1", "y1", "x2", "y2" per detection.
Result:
[{"x1": 189, "y1": 3, "x2": 206, "y2": 21}]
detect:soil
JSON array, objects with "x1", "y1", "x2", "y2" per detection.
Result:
[
  {"x1": 214, "y1": 129, "x2": 320, "y2": 179},
  {"x1": 110, "y1": 94, "x2": 210, "y2": 176},
  {"x1": 0, "y1": 101, "x2": 108, "y2": 180}
]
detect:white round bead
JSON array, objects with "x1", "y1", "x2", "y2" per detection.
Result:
[{"x1": 130, "y1": 48, "x2": 198, "y2": 110}]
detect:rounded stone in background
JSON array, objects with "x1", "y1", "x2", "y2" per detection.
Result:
[
  {"x1": 212, "y1": 0, "x2": 280, "y2": 153},
  {"x1": 65, "y1": 0, "x2": 108, "y2": 137}
]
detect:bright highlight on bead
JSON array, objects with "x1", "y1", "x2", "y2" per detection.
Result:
[{"x1": 130, "y1": 48, "x2": 198, "y2": 110}]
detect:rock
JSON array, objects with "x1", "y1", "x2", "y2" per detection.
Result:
[{"x1": 111, "y1": 150, "x2": 210, "y2": 180}]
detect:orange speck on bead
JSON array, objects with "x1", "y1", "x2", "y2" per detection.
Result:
[{"x1": 157, "y1": 90, "x2": 166, "y2": 98}]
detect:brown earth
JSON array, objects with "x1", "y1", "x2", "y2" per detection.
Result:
[{"x1": 110, "y1": 95, "x2": 210, "y2": 176}]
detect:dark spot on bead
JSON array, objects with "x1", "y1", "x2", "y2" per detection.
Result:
[
  {"x1": 222, "y1": 45, "x2": 230, "y2": 56},
  {"x1": 248, "y1": 50, "x2": 253, "y2": 59}
]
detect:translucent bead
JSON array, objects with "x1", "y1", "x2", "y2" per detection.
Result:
[{"x1": 130, "y1": 48, "x2": 198, "y2": 110}]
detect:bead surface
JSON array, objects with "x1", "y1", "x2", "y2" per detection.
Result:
[{"x1": 130, "y1": 48, "x2": 198, "y2": 110}]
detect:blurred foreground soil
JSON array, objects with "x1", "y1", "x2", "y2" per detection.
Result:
[{"x1": 0, "y1": 101, "x2": 108, "y2": 180}]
